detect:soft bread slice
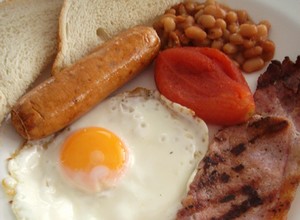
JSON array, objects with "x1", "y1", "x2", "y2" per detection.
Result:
[
  {"x1": 0, "y1": 0, "x2": 63, "y2": 123},
  {"x1": 53, "y1": 0, "x2": 183, "y2": 74}
]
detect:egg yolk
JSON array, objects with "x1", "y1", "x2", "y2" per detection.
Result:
[{"x1": 60, "y1": 127, "x2": 128, "y2": 192}]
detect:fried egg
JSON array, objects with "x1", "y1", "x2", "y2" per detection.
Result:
[{"x1": 3, "y1": 88, "x2": 208, "y2": 220}]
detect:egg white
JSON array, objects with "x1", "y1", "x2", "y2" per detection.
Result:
[{"x1": 3, "y1": 88, "x2": 208, "y2": 220}]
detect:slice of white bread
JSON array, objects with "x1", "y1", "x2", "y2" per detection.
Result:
[
  {"x1": 0, "y1": 0, "x2": 63, "y2": 123},
  {"x1": 52, "y1": 0, "x2": 183, "y2": 74}
]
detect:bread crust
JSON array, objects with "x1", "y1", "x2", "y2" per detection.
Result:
[
  {"x1": 11, "y1": 26, "x2": 160, "y2": 140},
  {"x1": 51, "y1": 0, "x2": 70, "y2": 75}
]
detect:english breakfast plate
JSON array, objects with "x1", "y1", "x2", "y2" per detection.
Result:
[{"x1": 1, "y1": 0, "x2": 300, "y2": 219}]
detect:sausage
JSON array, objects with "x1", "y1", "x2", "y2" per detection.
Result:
[{"x1": 11, "y1": 26, "x2": 160, "y2": 140}]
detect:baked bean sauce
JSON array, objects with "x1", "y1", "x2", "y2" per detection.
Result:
[{"x1": 153, "y1": 0, "x2": 275, "y2": 73}]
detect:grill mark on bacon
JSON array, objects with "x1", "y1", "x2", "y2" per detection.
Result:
[
  {"x1": 248, "y1": 117, "x2": 289, "y2": 144},
  {"x1": 219, "y1": 194, "x2": 236, "y2": 203},
  {"x1": 228, "y1": 118, "x2": 288, "y2": 157},
  {"x1": 216, "y1": 185, "x2": 263, "y2": 220},
  {"x1": 196, "y1": 170, "x2": 223, "y2": 189},
  {"x1": 203, "y1": 154, "x2": 225, "y2": 170},
  {"x1": 230, "y1": 143, "x2": 246, "y2": 156},
  {"x1": 249, "y1": 117, "x2": 289, "y2": 135},
  {"x1": 220, "y1": 172, "x2": 230, "y2": 183},
  {"x1": 232, "y1": 164, "x2": 244, "y2": 172}
]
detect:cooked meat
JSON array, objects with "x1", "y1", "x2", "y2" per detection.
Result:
[
  {"x1": 177, "y1": 116, "x2": 300, "y2": 220},
  {"x1": 177, "y1": 57, "x2": 300, "y2": 220},
  {"x1": 254, "y1": 56, "x2": 300, "y2": 131}
]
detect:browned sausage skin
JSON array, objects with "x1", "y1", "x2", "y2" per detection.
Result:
[{"x1": 11, "y1": 26, "x2": 160, "y2": 140}]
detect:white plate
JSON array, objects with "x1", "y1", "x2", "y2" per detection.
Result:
[{"x1": 1, "y1": 0, "x2": 300, "y2": 219}]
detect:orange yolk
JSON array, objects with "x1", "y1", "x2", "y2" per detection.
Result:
[{"x1": 60, "y1": 127, "x2": 128, "y2": 192}]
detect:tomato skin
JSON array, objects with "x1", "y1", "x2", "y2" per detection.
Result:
[{"x1": 154, "y1": 47, "x2": 255, "y2": 125}]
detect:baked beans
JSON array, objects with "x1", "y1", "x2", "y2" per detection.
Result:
[{"x1": 153, "y1": 0, "x2": 275, "y2": 73}]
